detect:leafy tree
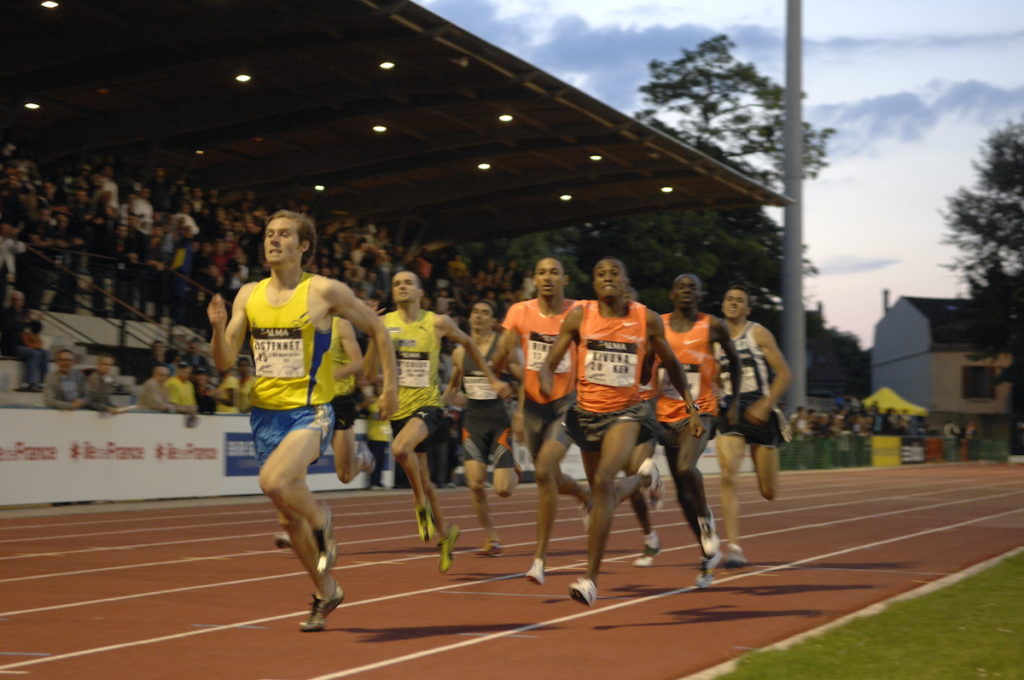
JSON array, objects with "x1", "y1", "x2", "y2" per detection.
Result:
[
  {"x1": 636, "y1": 34, "x2": 834, "y2": 185},
  {"x1": 944, "y1": 116, "x2": 1024, "y2": 394}
]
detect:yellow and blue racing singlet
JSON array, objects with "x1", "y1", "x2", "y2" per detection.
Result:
[
  {"x1": 245, "y1": 273, "x2": 334, "y2": 410},
  {"x1": 329, "y1": 320, "x2": 356, "y2": 397},
  {"x1": 384, "y1": 309, "x2": 441, "y2": 420}
]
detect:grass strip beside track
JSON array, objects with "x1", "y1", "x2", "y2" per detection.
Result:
[{"x1": 719, "y1": 551, "x2": 1023, "y2": 680}]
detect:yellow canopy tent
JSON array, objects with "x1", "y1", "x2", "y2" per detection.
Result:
[{"x1": 862, "y1": 387, "x2": 928, "y2": 416}]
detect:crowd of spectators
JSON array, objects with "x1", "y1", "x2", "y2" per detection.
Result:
[
  {"x1": 787, "y1": 396, "x2": 964, "y2": 439},
  {"x1": 0, "y1": 148, "x2": 534, "y2": 400}
]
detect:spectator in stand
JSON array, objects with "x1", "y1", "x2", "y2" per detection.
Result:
[
  {"x1": 146, "y1": 167, "x2": 174, "y2": 214},
  {"x1": 214, "y1": 364, "x2": 240, "y2": 414},
  {"x1": 19, "y1": 206, "x2": 54, "y2": 312},
  {"x1": 170, "y1": 200, "x2": 199, "y2": 239},
  {"x1": 110, "y1": 221, "x2": 142, "y2": 317},
  {"x1": 48, "y1": 212, "x2": 79, "y2": 313},
  {"x1": 137, "y1": 364, "x2": 176, "y2": 412},
  {"x1": 42, "y1": 348, "x2": 86, "y2": 410},
  {"x1": 191, "y1": 366, "x2": 217, "y2": 415},
  {"x1": 15, "y1": 314, "x2": 48, "y2": 391},
  {"x1": 181, "y1": 337, "x2": 212, "y2": 373},
  {"x1": 791, "y1": 407, "x2": 812, "y2": 438},
  {"x1": 141, "y1": 223, "x2": 172, "y2": 319},
  {"x1": 165, "y1": 360, "x2": 198, "y2": 415},
  {"x1": 121, "y1": 186, "x2": 154, "y2": 233},
  {"x1": 0, "y1": 222, "x2": 26, "y2": 307},
  {"x1": 0, "y1": 289, "x2": 26, "y2": 357},
  {"x1": 85, "y1": 353, "x2": 120, "y2": 415},
  {"x1": 235, "y1": 356, "x2": 254, "y2": 413},
  {"x1": 362, "y1": 385, "x2": 390, "y2": 488}
]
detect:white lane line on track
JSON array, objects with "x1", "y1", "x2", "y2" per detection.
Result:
[
  {"x1": 0, "y1": 473, "x2": 975, "y2": 541},
  {"x1": 0, "y1": 494, "x2": 1018, "y2": 676},
  {"x1": 0, "y1": 474, "x2": 984, "y2": 556},
  {"x1": 0, "y1": 477, "x2": 1011, "y2": 579},
  {"x1": 300, "y1": 507, "x2": 1024, "y2": 680}
]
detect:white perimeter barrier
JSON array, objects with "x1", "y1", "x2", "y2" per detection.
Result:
[{"x1": 0, "y1": 408, "x2": 749, "y2": 507}]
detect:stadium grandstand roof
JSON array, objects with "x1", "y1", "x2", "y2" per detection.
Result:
[{"x1": 3, "y1": 0, "x2": 790, "y2": 248}]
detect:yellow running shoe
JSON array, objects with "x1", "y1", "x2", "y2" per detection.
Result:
[
  {"x1": 415, "y1": 503, "x2": 435, "y2": 542},
  {"x1": 437, "y1": 525, "x2": 460, "y2": 573}
]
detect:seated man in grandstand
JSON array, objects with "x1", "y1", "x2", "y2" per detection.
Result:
[
  {"x1": 137, "y1": 364, "x2": 176, "y2": 412},
  {"x1": 42, "y1": 348, "x2": 86, "y2": 411},
  {"x1": 84, "y1": 352, "x2": 121, "y2": 414}
]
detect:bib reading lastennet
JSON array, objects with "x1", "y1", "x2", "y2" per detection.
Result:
[{"x1": 252, "y1": 327, "x2": 304, "y2": 379}]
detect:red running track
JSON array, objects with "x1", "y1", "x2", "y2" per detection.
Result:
[{"x1": 0, "y1": 464, "x2": 1021, "y2": 680}]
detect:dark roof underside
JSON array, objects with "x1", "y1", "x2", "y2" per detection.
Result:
[{"x1": 3, "y1": 0, "x2": 789, "y2": 247}]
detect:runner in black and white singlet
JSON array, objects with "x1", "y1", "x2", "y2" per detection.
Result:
[
  {"x1": 443, "y1": 300, "x2": 520, "y2": 557},
  {"x1": 714, "y1": 284, "x2": 792, "y2": 568}
]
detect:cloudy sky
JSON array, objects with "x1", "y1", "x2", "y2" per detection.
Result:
[{"x1": 420, "y1": 0, "x2": 1024, "y2": 348}]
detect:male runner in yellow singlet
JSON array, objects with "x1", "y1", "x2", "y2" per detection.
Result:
[
  {"x1": 208, "y1": 210, "x2": 396, "y2": 632},
  {"x1": 365, "y1": 270, "x2": 511, "y2": 573}
]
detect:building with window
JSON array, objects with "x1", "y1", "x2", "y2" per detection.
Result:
[{"x1": 871, "y1": 296, "x2": 1013, "y2": 438}]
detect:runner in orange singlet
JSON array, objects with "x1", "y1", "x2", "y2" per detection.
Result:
[
  {"x1": 491, "y1": 256, "x2": 590, "y2": 585},
  {"x1": 540, "y1": 257, "x2": 700, "y2": 606},
  {"x1": 654, "y1": 273, "x2": 740, "y2": 588}
]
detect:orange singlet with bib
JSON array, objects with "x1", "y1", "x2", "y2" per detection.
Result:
[
  {"x1": 566, "y1": 300, "x2": 655, "y2": 449},
  {"x1": 656, "y1": 312, "x2": 719, "y2": 423}
]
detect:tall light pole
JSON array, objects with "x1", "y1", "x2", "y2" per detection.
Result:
[{"x1": 782, "y1": 0, "x2": 807, "y2": 409}]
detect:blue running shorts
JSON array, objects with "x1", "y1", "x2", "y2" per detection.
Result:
[{"x1": 250, "y1": 403, "x2": 334, "y2": 464}]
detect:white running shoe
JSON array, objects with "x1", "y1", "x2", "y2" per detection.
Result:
[
  {"x1": 632, "y1": 530, "x2": 660, "y2": 567},
  {"x1": 273, "y1": 532, "x2": 291, "y2": 549},
  {"x1": 357, "y1": 449, "x2": 376, "y2": 475},
  {"x1": 526, "y1": 558, "x2": 545, "y2": 585},
  {"x1": 638, "y1": 457, "x2": 663, "y2": 510},
  {"x1": 695, "y1": 548, "x2": 722, "y2": 589},
  {"x1": 723, "y1": 545, "x2": 748, "y2": 568},
  {"x1": 697, "y1": 509, "x2": 720, "y2": 557},
  {"x1": 568, "y1": 577, "x2": 597, "y2": 606}
]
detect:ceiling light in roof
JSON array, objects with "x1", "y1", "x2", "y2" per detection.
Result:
[
  {"x1": 660, "y1": 186, "x2": 674, "y2": 193},
  {"x1": 477, "y1": 162, "x2": 491, "y2": 171},
  {"x1": 41, "y1": 1, "x2": 59, "y2": 8},
  {"x1": 314, "y1": 185, "x2": 325, "y2": 192},
  {"x1": 379, "y1": 61, "x2": 395, "y2": 70},
  {"x1": 372, "y1": 125, "x2": 388, "y2": 133},
  {"x1": 589, "y1": 154, "x2": 603, "y2": 162},
  {"x1": 194, "y1": 149, "x2": 205, "y2": 155},
  {"x1": 498, "y1": 114, "x2": 514, "y2": 122},
  {"x1": 24, "y1": 102, "x2": 40, "y2": 110},
  {"x1": 559, "y1": 194, "x2": 572, "y2": 202},
  {"x1": 235, "y1": 74, "x2": 252, "y2": 83}
]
